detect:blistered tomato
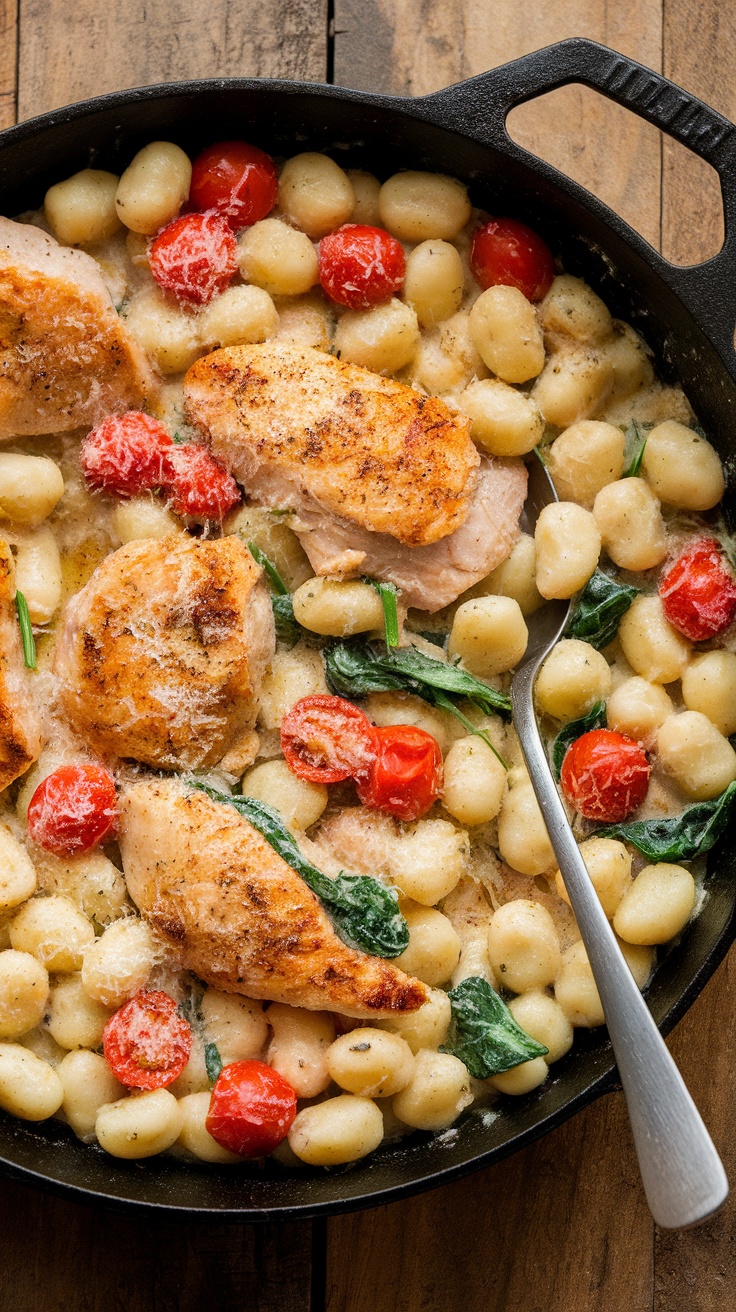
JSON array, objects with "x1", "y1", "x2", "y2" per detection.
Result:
[
  {"x1": 80, "y1": 411, "x2": 173, "y2": 498},
  {"x1": 162, "y1": 443, "x2": 241, "y2": 520},
  {"x1": 27, "y1": 764, "x2": 117, "y2": 856},
  {"x1": 356, "y1": 724, "x2": 443, "y2": 822},
  {"x1": 189, "y1": 140, "x2": 278, "y2": 230},
  {"x1": 560, "y1": 729, "x2": 650, "y2": 823},
  {"x1": 281, "y1": 695, "x2": 379, "y2": 784},
  {"x1": 206, "y1": 1060, "x2": 297, "y2": 1157},
  {"x1": 659, "y1": 538, "x2": 736, "y2": 642},
  {"x1": 103, "y1": 990, "x2": 192, "y2": 1090},
  {"x1": 470, "y1": 217, "x2": 554, "y2": 302},
  {"x1": 149, "y1": 211, "x2": 237, "y2": 304},
  {"x1": 318, "y1": 224, "x2": 406, "y2": 309}
]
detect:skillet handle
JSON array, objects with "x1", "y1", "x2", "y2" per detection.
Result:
[{"x1": 416, "y1": 37, "x2": 736, "y2": 356}]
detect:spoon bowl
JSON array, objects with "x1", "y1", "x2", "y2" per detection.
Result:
[{"x1": 509, "y1": 455, "x2": 728, "y2": 1229}]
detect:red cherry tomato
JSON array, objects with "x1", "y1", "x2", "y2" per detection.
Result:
[
  {"x1": 281, "y1": 695, "x2": 379, "y2": 785},
  {"x1": 103, "y1": 990, "x2": 192, "y2": 1090},
  {"x1": 356, "y1": 725, "x2": 443, "y2": 822},
  {"x1": 189, "y1": 141, "x2": 278, "y2": 230},
  {"x1": 470, "y1": 217, "x2": 555, "y2": 302},
  {"x1": 318, "y1": 224, "x2": 406, "y2": 309},
  {"x1": 162, "y1": 443, "x2": 241, "y2": 520},
  {"x1": 80, "y1": 411, "x2": 173, "y2": 498},
  {"x1": 560, "y1": 729, "x2": 650, "y2": 823},
  {"x1": 206, "y1": 1060, "x2": 297, "y2": 1157},
  {"x1": 659, "y1": 537, "x2": 736, "y2": 642},
  {"x1": 149, "y1": 211, "x2": 237, "y2": 304},
  {"x1": 27, "y1": 764, "x2": 117, "y2": 856}
]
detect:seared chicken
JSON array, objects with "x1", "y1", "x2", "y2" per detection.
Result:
[
  {"x1": 0, "y1": 540, "x2": 43, "y2": 789},
  {"x1": 0, "y1": 216, "x2": 156, "y2": 437},
  {"x1": 293, "y1": 453, "x2": 527, "y2": 610},
  {"x1": 184, "y1": 343, "x2": 527, "y2": 609},
  {"x1": 54, "y1": 535, "x2": 274, "y2": 771},
  {"x1": 119, "y1": 779, "x2": 428, "y2": 1018}
]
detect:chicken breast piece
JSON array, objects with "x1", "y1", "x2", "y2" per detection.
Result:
[
  {"x1": 293, "y1": 453, "x2": 528, "y2": 610},
  {"x1": 0, "y1": 540, "x2": 43, "y2": 789},
  {"x1": 119, "y1": 779, "x2": 428, "y2": 1018},
  {"x1": 54, "y1": 535, "x2": 274, "y2": 771},
  {"x1": 185, "y1": 342, "x2": 527, "y2": 609},
  {"x1": 0, "y1": 216, "x2": 156, "y2": 437},
  {"x1": 184, "y1": 342, "x2": 479, "y2": 549}
]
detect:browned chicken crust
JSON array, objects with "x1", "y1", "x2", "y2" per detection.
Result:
[
  {"x1": 0, "y1": 541, "x2": 43, "y2": 789},
  {"x1": 119, "y1": 779, "x2": 428, "y2": 1018},
  {"x1": 184, "y1": 342, "x2": 479, "y2": 548},
  {"x1": 0, "y1": 216, "x2": 156, "y2": 437},
  {"x1": 54, "y1": 535, "x2": 274, "y2": 771}
]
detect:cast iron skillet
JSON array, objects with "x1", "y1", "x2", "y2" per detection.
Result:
[{"x1": 0, "y1": 36, "x2": 735, "y2": 1220}]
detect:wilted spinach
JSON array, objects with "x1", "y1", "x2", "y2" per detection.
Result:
[
  {"x1": 551, "y1": 701, "x2": 607, "y2": 779},
  {"x1": 597, "y1": 782, "x2": 736, "y2": 861},
  {"x1": 441, "y1": 976, "x2": 548, "y2": 1077},
  {"x1": 564, "y1": 571, "x2": 639, "y2": 650}
]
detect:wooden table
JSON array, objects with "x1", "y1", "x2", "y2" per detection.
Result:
[{"x1": 1, "y1": 2, "x2": 734, "y2": 1308}]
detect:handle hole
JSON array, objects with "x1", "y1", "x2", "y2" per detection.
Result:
[{"x1": 507, "y1": 85, "x2": 724, "y2": 265}]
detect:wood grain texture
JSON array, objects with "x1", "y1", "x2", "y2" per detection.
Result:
[
  {"x1": 17, "y1": 0, "x2": 327, "y2": 120},
  {"x1": 0, "y1": 1177, "x2": 313, "y2": 1312},
  {"x1": 333, "y1": 0, "x2": 663, "y2": 246},
  {"x1": 662, "y1": 2, "x2": 734, "y2": 264},
  {"x1": 327, "y1": 1091, "x2": 653, "y2": 1312},
  {"x1": 0, "y1": 0, "x2": 17, "y2": 129}
]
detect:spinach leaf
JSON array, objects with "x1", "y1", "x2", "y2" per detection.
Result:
[
  {"x1": 366, "y1": 578, "x2": 400, "y2": 648},
  {"x1": 623, "y1": 420, "x2": 649, "y2": 477},
  {"x1": 189, "y1": 783, "x2": 409, "y2": 958},
  {"x1": 430, "y1": 688, "x2": 509, "y2": 770},
  {"x1": 324, "y1": 640, "x2": 512, "y2": 719},
  {"x1": 597, "y1": 781, "x2": 736, "y2": 861},
  {"x1": 204, "y1": 1042, "x2": 224, "y2": 1085},
  {"x1": 564, "y1": 570, "x2": 639, "y2": 650},
  {"x1": 15, "y1": 591, "x2": 35, "y2": 670},
  {"x1": 247, "y1": 541, "x2": 289, "y2": 595},
  {"x1": 441, "y1": 976, "x2": 548, "y2": 1077},
  {"x1": 271, "y1": 594, "x2": 301, "y2": 648},
  {"x1": 551, "y1": 701, "x2": 607, "y2": 779}
]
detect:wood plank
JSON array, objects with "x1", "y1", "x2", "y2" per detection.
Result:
[
  {"x1": 5, "y1": 9, "x2": 327, "y2": 1310},
  {"x1": 329, "y1": 6, "x2": 663, "y2": 1309},
  {"x1": 0, "y1": 1176, "x2": 313, "y2": 1312},
  {"x1": 661, "y1": 1, "x2": 734, "y2": 265},
  {"x1": 17, "y1": 0, "x2": 327, "y2": 120},
  {"x1": 0, "y1": 0, "x2": 17, "y2": 129},
  {"x1": 327, "y1": 1091, "x2": 652, "y2": 1312},
  {"x1": 333, "y1": 0, "x2": 663, "y2": 247},
  {"x1": 653, "y1": 953, "x2": 736, "y2": 1311}
]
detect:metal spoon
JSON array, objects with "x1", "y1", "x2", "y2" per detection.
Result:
[{"x1": 509, "y1": 454, "x2": 728, "y2": 1229}]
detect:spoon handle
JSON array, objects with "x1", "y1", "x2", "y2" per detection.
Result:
[{"x1": 512, "y1": 665, "x2": 728, "y2": 1229}]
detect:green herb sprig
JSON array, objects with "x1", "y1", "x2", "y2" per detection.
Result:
[
  {"x1": 15, "y1": 592, "x2": 36, "y2": 670},
  {"x1": 597, "y1": 782, "x2": 736, "y2": 862},
  {"x1": 564, "y1": 570, "x2": 639, "y2": 651},
  {"x1": 441, "y1": 976, "x2": 548, "y2": 1077},
  {"x1": 366, "y1": 579, "x2": 400, "y2": 648},
  {"x1": 189, "y1": 783, "x2": 409, "y2": 958},
  {"x1": 622, "y1": 420, "x2": 650, "y2": 478}
]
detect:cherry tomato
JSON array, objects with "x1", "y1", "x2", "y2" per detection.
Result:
[
  {"x1": 318, "y1": 224, "x2": 406, "y2": 309},
  {"x1": 659, "y1": 537, "x2": 736, "y2": 642},
  {"x1": 162, "y1": 443, "x2": 241, "y2": 520},
  {"x1": 103, "y1": 990, "x2": 192, "y2": 1090},
  {"x1": 560, "y1": 729, "x2": 650, "y2": 823},
  {"x1": 206, "y1": 1060, "x2": 297, "y2": 1157},
  {"x1": 189, "y1": 140, "x2": 278, "y2": 230},
  {"x1": 80, "y1": 411, "x2": 173, "y2": 498},
  {"x1": 281, "y1": 695, "x2": 379, "y2": 784},
  {"x1": 149, "y1": 211, "x2": 237, "y2": 304},
  {"x1": 356, "y1": 725, "x2": 443, "y2": 822},
  {"x1": 27, "y1": 764, "x2": 117, "y2": 856},
  {"x1": 470, "y1": 217, "x2": 555, "y2": 302}
]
